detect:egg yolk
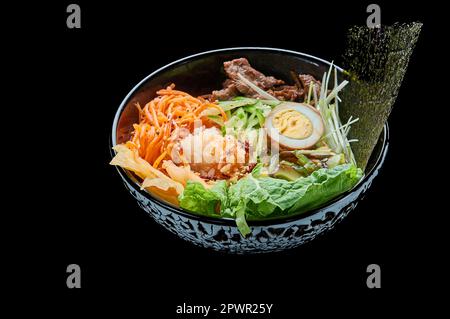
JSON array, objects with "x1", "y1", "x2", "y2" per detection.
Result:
[{"x1": 273, "y1": 109, "x2": 313, "y2": 139}]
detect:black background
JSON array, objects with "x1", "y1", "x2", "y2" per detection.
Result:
[{"x1": 12, "y1": 0, "x2": 442, "y2": 316}]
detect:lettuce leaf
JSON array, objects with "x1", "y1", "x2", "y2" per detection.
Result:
[
  {"x1": 287, "y1": 164, "x2": 363, "y2": 213},
  {"x1": 230, "y1": 164, "x2": 362, "y2": 217},
  {"x1": 178, "y1": 164, "x2": 362, "y2": 236},
  {"x1": 179, "y1": 180, "x2": 227, "y2": 216}
]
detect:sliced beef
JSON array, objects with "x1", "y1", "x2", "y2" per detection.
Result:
[
  {"x1": 211, "y1": 80, "x2": 239, "y2": 101},
  {"x1": 224, "y1": 58, "x2": 285, "y2": 90},
  {"x1": 267, "y1": 85, "x2": 304, "y2": 101},
  {"x1": 210, "y1": 58, "x2": 321, "y2": 102},
  {"x1": 213, "y1": 58, "x2": 289, "y2": 100},
  {"x1": 298, "y1": 74, "x2": 321, "y2": 99}
]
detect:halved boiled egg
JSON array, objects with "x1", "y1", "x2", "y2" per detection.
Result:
[{"x1": 265, "y1": 102, "x2": 324, "y2": 149}]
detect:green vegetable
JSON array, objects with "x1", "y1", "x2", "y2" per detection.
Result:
[
  {"x1": 179, "y1": 164, "x2": 362, "y2": 236},
  {"x1": 219, "y1": 97, "x2": 278, "y2": 133},
  {"x1": 279, "y1": 160, "x2": 308, "y2": 177},
  {"x1": 293, "y1": 152, "x2": 319, "y2": 174},
  {"x1": 219, "y1": 98, "x2": 277, "y2": 160},
  {"x1": 286, "y1": 164, "x2": 363, "y2": 214},
  {"x1": 219, "y1": 97, "x2": 258, "y2": 111},
  {"x1": 250, "y1": 163, "x2": 264, "y2": 177},
  {"x1": 259, "y1": 99, "x2": 281, "y2": 107},
  {"x1": 317, "y1": 64, "x2": 358, "y2": 166},
  {"x1": 178, "y1": 180, "x2": 252, "y2": 237},
  {"x1": 327, "y1": 153, "x2": 345, "y2": 168},
  {"x1": 179, "y1": 180, "x2": 227, "y2": 216},
  {"x1": 207, "y1": 115, "x2": 224, "y2": 127},
  {"x1": 226, "y1": 164, "x2": 362, "y2": 234},
  {"x1": 273, "y1": 164, "x2": 303, "y2": 181}
]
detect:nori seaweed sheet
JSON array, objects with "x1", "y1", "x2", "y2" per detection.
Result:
[{"x1": 340, "y1": 23, "x2": 422, "y2": 170}]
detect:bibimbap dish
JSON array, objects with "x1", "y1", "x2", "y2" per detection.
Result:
[{"x1": 110, "y1": 48, "x2": 388, "y2": 253}]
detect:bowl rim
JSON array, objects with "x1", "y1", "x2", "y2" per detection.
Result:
[{"x1": 110, "y1": 46, "x2": 389, "y2": 227}]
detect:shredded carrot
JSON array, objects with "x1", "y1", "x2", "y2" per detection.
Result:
[
  {"x1": 153, "y1": 150, "x2": 168, "y2": 168},
  {"x1": 128, "y1": 84, "x2": 226, "y2": 168},
  {"x1": 157, "y1": 89, "x2": 190, "y2": 96}
]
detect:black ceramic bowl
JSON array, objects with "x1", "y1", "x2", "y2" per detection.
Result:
[{"x1": 111, "y1": 47, "x2": 389, "y2": 254}]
